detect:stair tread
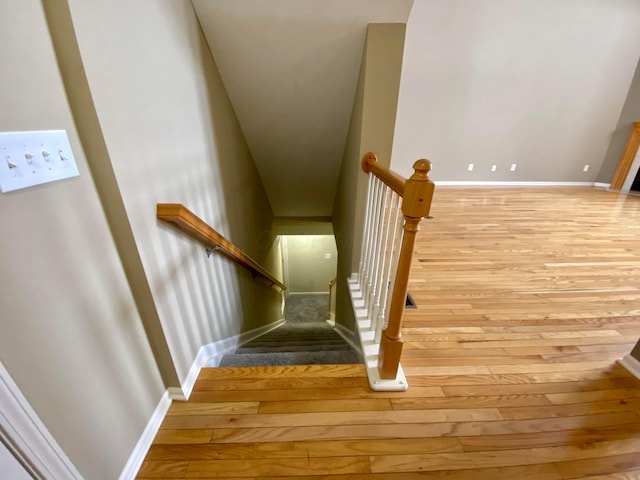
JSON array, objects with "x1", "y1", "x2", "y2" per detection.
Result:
[
  {"x1": 199, "y1": 364, "x2": 366, "y2": 379},
  {"x1": 254, "y1": 333, "x2": 341, "y2": 339},
  {"x1": 244, "y1": 339, "x2": 346, "y2": 346},
  {"x1": 217, "y1": 321, "x2": 360, "y2": 368},
  {"x1": 236, "y1": 344, "x2": 352, "y2": 353},
  {"x1": 219, "y1": 350, "x2": 361, "y2": 367}
]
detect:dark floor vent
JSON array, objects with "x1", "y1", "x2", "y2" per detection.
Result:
[{"x1": 406, "y1": 292, "x2": 417, "y2": 309}]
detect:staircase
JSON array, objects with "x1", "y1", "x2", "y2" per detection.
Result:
[{"x1": 219, "y1": 322, "x2": 361, "y2": 367}]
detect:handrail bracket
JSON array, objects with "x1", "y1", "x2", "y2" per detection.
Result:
[{"x1": 157, "y1": 203, "x2": 286, "y2": 291}]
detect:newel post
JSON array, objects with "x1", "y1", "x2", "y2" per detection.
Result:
[{"x1": 378, "y1": 159, "x2": 435, "y2": 379}]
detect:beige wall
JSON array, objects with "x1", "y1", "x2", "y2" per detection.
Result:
[
  {"x1": 58, "y1": 0, "x2": 283, "y2": 386},
  {"x1": 392, "y1": 0, "x2": 640, "y2": 182},
  {"x1": 272, "y1": 217, "x2": 334, "y2": 236},
  {"x1": 1, "y1": 0, "x2": 285, "y2": 476},
  {"x1": 192, "y1": 0, "x2": 413, "y2": 218},
  {"x1": 283, "y1": 236, "x2": 337, "y2": 293},
  {"x1": 0, "y1": 2, "x2": 165, "y2": 479},
  {"x1": 333, "y1": 24, "x2": 407, "y2": 332}
]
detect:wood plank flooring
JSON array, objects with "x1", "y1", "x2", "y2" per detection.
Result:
[{"x1": 138, "y1": 187, "x2": 640, "y2": 479}]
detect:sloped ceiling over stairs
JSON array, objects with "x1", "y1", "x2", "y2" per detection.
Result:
[{"x1": 192, "y1": 0, "x2": 413, "y2": 217}]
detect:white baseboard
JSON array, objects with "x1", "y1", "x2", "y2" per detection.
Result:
[
  {"x1": 334, "y1": 322, "x2": 363, "y2": 356},
  {"x1": 203, "y1": 320, "x2": 286, "y2": 369},
  {"x1": 594, "y1": 182, "x2": 611, "y2": 189},
  {"x1": 118, "y1": 390, "x2": 172, "y2": 480},
  {"x1": 120, "y1": 319, "x2": 285, "y2": 479},
  {"x1": 176, "y1": 341, "x2": 216, "y2": 401},
  {"x1": 435, "y1": 181, "x2": 598, "y2": 187},
  {"x1": 0, "y1": 361, "x2": 83, "y2": 479},
  {"x1": 176, "y1": 320, "x2": 285, "y2": 399},
  {"x1": 618, "y1": 355, "x2": 640, "y2": 381},
  {"x1": 166, "y1": 387, "x2": 186, "y2": 401}
]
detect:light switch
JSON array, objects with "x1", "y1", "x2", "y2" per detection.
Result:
[{"x1": 0, "y1": 130, "x2": 80, "y2": 193}]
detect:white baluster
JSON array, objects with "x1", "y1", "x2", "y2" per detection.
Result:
[
  {"x1": 370, "y1": 186, "x2": 393, "y2": 337},
  {"x1": 369, "y1": 182, "x2": 389, "y2": 314},
  {"x1": 363, "y1": 178, "x2": 383, "y2": 307},
  {"x1": 373, "y1": 192, "x2": 400, "y2": 343},
  {"x1": 358, "y1": 174, "x2": 374, "y2": 284},
  {"x1": 376, "y1": 194, "x2": 404, "y2": 343}
]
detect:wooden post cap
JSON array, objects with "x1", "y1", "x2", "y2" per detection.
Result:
[{"x1": 411, "y1": 159, "x2": 432, "y2": 180}]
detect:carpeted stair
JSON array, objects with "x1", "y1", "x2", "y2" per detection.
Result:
[{"x1": 219, "y1": 322, "x2": 361, "y2": 367}]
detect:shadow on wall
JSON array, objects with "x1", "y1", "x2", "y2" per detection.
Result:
[
  {"x1": 196, "y1": 30, "x2": 283, "y2": 333},
  {"x1": 126, "y1": 3, "x2": 285, "y2": 385}
]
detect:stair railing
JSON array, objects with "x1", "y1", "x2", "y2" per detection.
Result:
[
  {"x1": 157, "y1": 203, "x2": 286, "y2": 290},
  {"x1": 349, "y1": 153, "x2": 434, "y2": 390}
]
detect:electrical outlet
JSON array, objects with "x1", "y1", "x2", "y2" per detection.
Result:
[
  {"x1": 583, "y1": 165, "x2": 590, "y2": 172},
  {"x1": 491, "y1": 165, "x2": 497, "y2": 172},
  {"x1": 0, "y1": 130, "x2": 79, "y2": 193},
  {"x1": 510, "y1": 163, "x2": 517, "y2": 172},
  {"x1": 468, "y1": 163, "x2": 474, "y2": 172}
]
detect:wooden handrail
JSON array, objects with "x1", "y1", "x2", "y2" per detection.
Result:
[
  {"x1": 362, "y1": 152, "x2": 406, "y2": 196},
  {"x1": 157, "y1": 203, "x2": 286, "y2": 290},
  {"x1": 362, "y1": 153, "x2": 435, "y2": 379}
]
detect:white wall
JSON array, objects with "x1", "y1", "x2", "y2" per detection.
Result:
[
  {"x1": 0, "y1": 2, "x2": 165, "y2": 478},
  {"x1": 392, "y1": 0, "x2": 640, "y2": 182}
]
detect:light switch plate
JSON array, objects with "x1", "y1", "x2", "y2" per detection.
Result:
[{"x1": 0, "y1": 130, "x2": 80, "y2": 193}]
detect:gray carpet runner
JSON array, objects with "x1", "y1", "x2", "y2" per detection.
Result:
[{"x1": 219, "y1": 322, "x2": 360, "y2": 367}]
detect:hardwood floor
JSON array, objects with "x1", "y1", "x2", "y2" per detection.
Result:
[{"x1": 138, "y1": 187, "x2": 640, "y2": 479}]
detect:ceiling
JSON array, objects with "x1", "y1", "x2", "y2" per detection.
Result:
[{"x1": 192, "y1": 0, "x2": 413, "y2": 217}]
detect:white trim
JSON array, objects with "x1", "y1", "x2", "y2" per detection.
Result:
[
  {"x1": 170, "y1": 320, "x2": 286, "y2": 400},
  {"x1": 594, "y1": 182, "x2": 611, "y2": 189},
  {"x1": 119, "y1": 320, "x2": 285, "y2": 479},
  {"x1": 166, "y1": 387, "x2": 186, "y2": 401},
  {"x1": 618, "y1": 355, "x2": 640, "y2": 381},
  {"x1": 333, "y1": 322, "x2": 363, "y2": 356},
  {"x1": 434, "y1": 181, "x2": 598, "y2": 187},
  {"x1": 118, "y1": 390, "x2": 172, "y2": 480},
  {"x1": 202, "y1": 320, "x2": 285, "y2": 370},
  {"x1": 0, "y1": 361, "x2": 83, "y2": 480},
  {"x1": 347, "y1": 276, "x2": 408, "y2": 391}
]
